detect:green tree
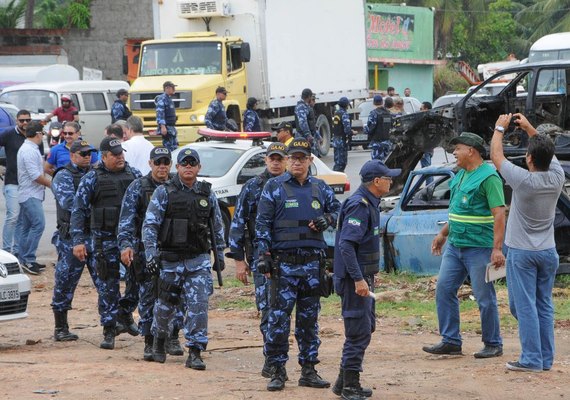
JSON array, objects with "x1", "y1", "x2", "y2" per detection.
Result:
[
  {"x1": 35, "y1": 0, "x2": 91, "y2": 29},
  {"x1": 0, "y1": 0, "x2": 26, "y2": 28},
  {"x1": 517, "y1": 0, "x2": 570, "y2": 42}
]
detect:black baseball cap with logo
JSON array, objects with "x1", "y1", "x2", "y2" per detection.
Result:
[
  {"x1": 70, "y1": 139, "x2": 94, "y2": 153},
  {"x1": 150, "y1": 147, "x2": 171, "y2": 161},
  {"x1": 100, "y1": 136, "x2": 126, "y2": 155},
  {"x1": 287, "y1": 138, "x2": 311, "y2": 156}
]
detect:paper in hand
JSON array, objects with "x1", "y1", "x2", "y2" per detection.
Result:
[{"x1": 485, "y1": 262, "x2": 506, "y2": 283}]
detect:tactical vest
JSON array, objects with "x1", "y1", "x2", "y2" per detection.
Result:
[
  {"x1": 369, "y1": 108, "x2": 392, "y2": 142},
  {"x1": 159, "y1": 94, "x2": 176, "y2": 126},
  {"x1": 354, "y1": 196, "x2": 381, "y2": 275},
  {"x1": 211, "y1": 100, "x2": 227, "y2": 129},
  {"x1": 272, "y1": 177, "x2": 326, "y2": 250},
  {"x1": 246, "y1": 171, "x2": 272, "y2": 242},
  {"x1": 158, "y1": 179, "x2": 212, "y2": 257},
  {"x1": 90, "y1": 166, "x2": 136, "y2": 236},
  {"x1": 134, "y1": 174, "x2": 160, "y2": 237},
  {"x1": 332, "y1": 109, "x2": 346, "y2": 138},
  {"x1": 54, "y1": 163, "x2": 87, "y2": 238},
  {"x1": 448, "y1": 163, "x2": 499, "y2": 248}
]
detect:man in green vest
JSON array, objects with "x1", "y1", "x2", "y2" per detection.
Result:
[{"x1": 423, "y1": 132, "x2": 506, "y2": 359}]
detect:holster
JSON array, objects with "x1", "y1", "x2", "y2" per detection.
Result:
[
  {"x1": 57, "y1": 222, "x2": 71, "y2": 240},
  {"x1": 131, "y1": 256, "x2": 146, "y2": 283},
  {"x1": 317, "y1": 257, "x2": 334, "y2": 298},
  {"x1": 269, "y1": 256, "x2": 280, "y2": 308}
]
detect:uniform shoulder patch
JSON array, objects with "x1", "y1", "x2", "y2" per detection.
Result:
[{"x1": 347, "y1": 217, "x2": 361, "y2": 226}]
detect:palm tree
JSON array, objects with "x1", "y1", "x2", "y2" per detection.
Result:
[
  {"x1": 0, "y1": 0, "x2": 26, "y2": 28},
  {"x1": 517, "y1": 0, "x2": 570, "y2": 42}
]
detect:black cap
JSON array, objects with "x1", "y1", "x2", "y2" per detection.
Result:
[
  {"x1": 100, "y1": 136, "x2": 126, "y2": 155},
  {"x1": 301, "y1": 88, "x2": 313, "y2": 99},
  {"x1": 177, "y1": 148, "x2": 200, "y2": 163},
  {"x1": 216, "y1": 86, "x2": 227, "y2": 94},
  {"x1": 266, "y1": 142, "x2": 287, "y2": 157},
  {"x1": 163, "y1": 81, "x2": 177, "y2": 89},
  {"x1": 276, "y1": 121, "x2": 293, "y2": 132},
  {"x1": 150, "y1": 147, "x2": 171, "y2": 161},
  {"x1": 70, "y1": 139, "x2": 94, "y2": 153},
  {"x1": 287, "y1": 138, "x2": 311, "y2": 156},
  {"x1": 359, "y1": 160, "x2": 401, "y2": 181}
]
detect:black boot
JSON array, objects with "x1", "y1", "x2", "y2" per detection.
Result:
[
  {"x1": 341, "y1": 370, "x2": 370, "y2": 400},
  {"x1": 267, "y1": 365, "x2": 287, "y2": 391},
  {"x1": 261, "y1": 357, "x2": 272, "y2": 378},
  {"x1": 143, "y1": 335, "x2": 154, "y2": 362},
  {"x1": 153, "y1": 336, "x2": 167, "y2": 363},
  {"x1": 100, "y1": 325, "x2": 115, "y2": 350},
  {"x1": 167, "y1": 328, "x2": 184, "y2": 356},
  {"x1": 298, "y1": 363, "x2": 330, "y2": 388},
  {"x1": 117, "y1": 312, "x2": 138, "y2": 336},
  {"x1": 53, "y1": 310, "x2": 78, "y2": 342},
  {"x1": 332, "y1": 368, "x2": 372, "y2": 397},
  {"x1": 185, "y1": 347, "x2": 206, "y2": 370}
]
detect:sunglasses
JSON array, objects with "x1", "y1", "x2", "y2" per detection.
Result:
[
  {"x1": 179, "y1": 159, "x2": 199, "y2": 167},
  {"x1": 289, "y1": 155, "x2": 309, "y2": 163},
  {"x1": 78, "y1": 151, "x2": 93, "y2": 157},
  {"x1": 18, "y1": 118, "x2": 32, "y2": 123},
  {"x1": 63, "y1": 131, "x2": 76, "y2": 136},
  {"x1": 153, "y1": 158, "x2": 171, "y2": 166}
]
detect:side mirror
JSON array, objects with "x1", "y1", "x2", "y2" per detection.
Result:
[{"x1": 240, "y1": 42, "x2": 251, "y2": 63}]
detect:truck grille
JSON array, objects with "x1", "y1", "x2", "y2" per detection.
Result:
[
  {"x1": 2, "y1": 262, "x2": 21, "y2": 275},
  {"x1": 0, "y1": 293, "x2": 29, "y2": 316},
  {"x1": 130, "y1": 92, "x2": 192, "y2": 111}
]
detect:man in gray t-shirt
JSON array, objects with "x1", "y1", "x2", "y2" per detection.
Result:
[{"x1": 491, "y1": 113, "x2": 564, "y2": 373}]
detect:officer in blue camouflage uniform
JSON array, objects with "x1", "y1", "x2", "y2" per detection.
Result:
[
  {"x1": 205, "y1": 86, "x2": 228, "y2": 131},
  {"x1": 295, "y1": 88, "x2": 321, "y2": 156},
  {"x1": 364, "y1": 95, "x2": 393, "y2": 162},
  {"x1": 111, "y1": 88, "x2": 132, "y2": 123},
  {"x1": 227, "y1": 142, "x2": 288, "y2": 377},
  {"x1": 155, "y1": 81, "x2": 179, "y2": 151},
  {"x1": 243, "y1": 97, "x2": 261, "y2": 132},
  {"x1": 51, "y1": 139, "x2": 99, "y2": 342},
  {"x1": 118, "y1": 147, "x2": 185, "y2": 361},
  {"x1": 255, "y1": 138, "x2": 341, "y2": 392},
  {"x1": 332, "y1": 97, "x2": 352, "y2": 172},
  {"x1": 142, "y1": 148, "x2": 225, "y2": 369},
  {"x1": 71, "y1": 137, "x2": 141, "y2": 350},
  {"x1": 332, "y1": 160, "x2": 401, "y2": 400}
]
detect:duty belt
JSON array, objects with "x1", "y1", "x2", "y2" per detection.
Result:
[
  {"x1": 275, "y1": 251, "x2": 321, "y2": 265},
  {"x1": 160, "y1": 251, "x2": 203, "y2": 262}
]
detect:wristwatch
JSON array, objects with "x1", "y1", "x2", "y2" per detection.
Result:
[{"x1": 494, "y1": 126, "x2": 505, "y2": 133}]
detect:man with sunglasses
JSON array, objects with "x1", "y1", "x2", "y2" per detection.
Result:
[
  {"x1": 44, "y1": 122, "x2": 98, "y2": 175},
  {"x1": 142, "y1": 148, "x2": 225, "y2": 369},
  {"x1": 332, "y1": 160, "x2": 400, "y2": 399},
  {"x1": 0, "y1": 109, "x2": 43, "y2": 255},
  {"x1": 118, "y1": 147, "x2": 184, "y2": 361},
  {"x1": 122, "y1": 116, "x2": 155, "y2": 175},
  {"x1": 43, "y1": 94, "x2": 79, "y2": 125},
  {"x1": 71, "y1": 137, "x2": 142, "y2": 350},
  {"x1": 255, "y1": 138, "x2": 341, "y2": 392},
  {"x1": 227, "y1": 142, "x2": 289, "y2": 377},
  {"x1": 51, "y1": 139, "x2": 99, "y2": 341}
]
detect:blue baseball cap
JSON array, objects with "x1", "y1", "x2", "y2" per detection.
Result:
[
  {"x1": 338, "y1": 97, "x2": 349, "y2": 108},
  {"x1": 359, "y1": 160, "x2": 401, "y2": 181},
  {"x1": 373, "y1": 95, "x2": 383, "y2": 105},
  {"x1": 177, "y1": 148, "x2": 200, "y2": 163}
]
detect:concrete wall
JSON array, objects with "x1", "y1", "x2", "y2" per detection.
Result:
[{"x1": 65, "y1": 0, "x2": 153, "y2": 80}]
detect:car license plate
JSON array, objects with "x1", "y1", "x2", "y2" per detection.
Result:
[
  {"x1": 0, "y1": 284, "x2": 20, "y2": 302},
  {"x1": 352, "y1": 133, "x2": 367, "y2": 142}
]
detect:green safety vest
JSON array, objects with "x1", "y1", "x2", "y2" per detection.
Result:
[{"x1": 448, "y1": 163, "x2": 498, "y2": 248}]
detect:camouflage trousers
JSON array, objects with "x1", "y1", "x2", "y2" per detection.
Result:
[
  {"x1": 92, "y1": 240, "x2": 122, "y2": 327},
  {"x1": 370, "y1": 140, "x2": 392, "y2": 162},
  {"x1": 138, "y1": 276, "x2": 184, "y2": 337},
  {"x1": 264, "y1": 260, "x2": 322, "y2": 367},
  {"x1": 332, "y1": 137, "x2": 348, "y2": 172},
  {"x1": 51, "y1": 233, "x2": 98, "y2": 312},
  {"x1": 161, "y1": 125, "x2": 179, "y2": 152},
  {"x1": 151, "y1": 254, "x2": 213, "y2": 350}
]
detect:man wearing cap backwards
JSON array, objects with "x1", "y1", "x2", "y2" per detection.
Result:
[
  {"x1": 51, "y1": 139, "x2": 99, "y2": 342},
  {"x1": 423, "y1": 132, "x2": 506, "y2": 359},
  {"x1": 332, "y1": 97, "x2": 352, "y2": 172},
  {"x1": 71, "y1": 136, "x2": 142, "y2": 350},
  {"x1": 205, "y1": 86, "x2": 229, "y2": 131},
  {"x1": 118, "y1": 147, "x2": 184, "y2": 361},
  {"x1": 111, "y1": 88, "x2": 132, "y2": 123},
  {"x1": 255, "y1": 138, "x2": 341, "y2": 392},
  {"x1": 155, "y1": 81, "x2": 179, "y2": 152},
  {"x1": 491, "y1": 114, "x2": 564, "y2": 373},
  {"x1": 364, "y1": 95, "x2": 393, "y2": 162},
  {"x1": 43, "y1": 94, "x2": 79, "y2": 124},
  {"x1": 294, "y1": 88, "x2": 320, "y2": 156},
  {"x1": 333, "y1": 160, "x2": 400, "y2": 399},
  {"x1": 243, "y1": 97, "x2": 261, "y2": 132},
  {"x1": 142, "y1": 148, "x2": 225, "y2": 369},
  {"x1": 227, "y1": 142, "x2": 289, "y2": 377},
  {"x1": 276, "y1": 121, "x2": 294, "y2": 146}
]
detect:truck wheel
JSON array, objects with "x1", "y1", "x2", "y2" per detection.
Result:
[{"x1": 316, "y1": 114, "x2": 330, "y2": 156}]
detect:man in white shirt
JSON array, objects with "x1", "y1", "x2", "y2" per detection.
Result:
[{"x1": 122, "y1": 116, "x2": 155, "y2": 175}]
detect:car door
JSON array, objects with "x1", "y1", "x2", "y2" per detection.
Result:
[
  {"x1": 383, "y1": 169, "x2": 455, "y2": 275},
  {"x1": 76, "y1": 92, "x2": 112, "y2": 145}
]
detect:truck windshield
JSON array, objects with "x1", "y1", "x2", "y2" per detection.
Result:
[
  {"x1": 0, "y1": 90, "x2": 58, "y2": 114},
  {"x1": 140, "y1": 42, "x2": 222, "y2": 76}
]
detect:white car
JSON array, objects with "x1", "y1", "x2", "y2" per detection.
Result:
[
  {"x1": 0, "y1": 250, "x2": 31, "y2": 322},
  {"x1": 171, "y1": 130, "x2": 350, "y2": 240}
]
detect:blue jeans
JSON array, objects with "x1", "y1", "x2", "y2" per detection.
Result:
[
  {"x1": 436, "y1": 244, "x2": 502, "y2": 347},
  {"x1": 420, "y1": 151, "x2": 434, "y2": 185},
  {"x1": 506, "y1": 246, "x2": 558, "y2": 370},
  {"x1": 2, "y1": 184, "x2": 20, "y2": 252},
  {"x1": 15, "y1": 197, "x2": 46, "y2": 263}
]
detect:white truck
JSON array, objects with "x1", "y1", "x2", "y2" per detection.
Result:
[{"x1": 130, "y1": 0, "x2": 369, "y2": 155}]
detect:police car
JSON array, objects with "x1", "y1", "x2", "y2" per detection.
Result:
[
  {"x1": 0, "y1": 250, "x2": 31, "y2": 322},
  {"x1": 171, "y1": 129, "x2": 350, "y2": 241}
]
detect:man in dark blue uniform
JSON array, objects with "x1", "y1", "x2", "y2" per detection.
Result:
[
  {"x1": 294, "y1": 88, "x2": 321, "y2": 156},
  {"x1": 155, "y1": 81, "x2": 178, "y2": 151},
  {"x1": 118, "y1": 147, "x2": 185, "y2": 361},
  {"x1": 333, "y1": 160, "x2": 400, "y2": 400},
  {"x1": 71, "y1": 137, "x2": 142, "y2": 350},
  {"x1": 243, "y1": 97, "x2": 261, "y2": 132},
  {"x1": 111, "y1": 88, "x2": 132, "y2": 123},
  {"x1": 51, "y1": 139, "x2": 98, "y2": 341},
  {"x1": 227, "y1": 142, "x2": 288, "y2": 376},
  {"x1": 205, "y1": 86, "x2": 228, "y2": 131},
  {"x1": 255, "y1": 138, "x2": 341, "y2": 392},
  {"x1": 332, "y1": 97, "x2": 352, "y2": 172},
  {"x1": 364, "y1": 95, "x2": 393, "y2": 162}
]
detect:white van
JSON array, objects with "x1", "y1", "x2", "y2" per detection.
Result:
[{"x1": 0, "y1": 80, "x2": 130, "y2": 146}]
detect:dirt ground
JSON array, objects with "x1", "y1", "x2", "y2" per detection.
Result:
[{"x1": 1, "y1": 259, "x2": 569, "y2": 400}]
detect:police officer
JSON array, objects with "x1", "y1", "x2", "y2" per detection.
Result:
[
  {"x1": 111, "y1": 88, "x2": 132, "y2": 123},
  {"x1": 142, "y1": 148, "x2": 225, "y2": 369},
  {"x1": 205, "y1": 86, "x2": 228, "y2": 131},
  {"x1": 276, "y1": 122, "x2": 294, "y2": 146},
  {"x1": 71, "y1": 137, "x2": 142, "y2": 350},
  {"x1": 332, "y1": 97, "x2": 352, "y2": 172},
  {"x1": 118, "y1": 147, "x2": 185, "y2": 361},
  {"x1": 51, "y1": 139, "x2": 99, "y2": 342},
  {"x1": 294, "y1": 88, "x2": 320, "y2": 155},
  {"x1": 255, "y1": 138, "x2": 341, "y2": 392},
  {"x1": 364, "y1": 95, "x2": 393, "y2": 162},
  {"x1": 243, "y1": 97, "x2": 261, "y2": 132},
  {"x1": 227, "y1": 142, "x2": 288, "y2": 377},
  {"x1": 155, "y1": 81, "x2": 179, "y2": 151},
  {"x1": 332, "y1": 160, "x2": 401, "y2": 400}
]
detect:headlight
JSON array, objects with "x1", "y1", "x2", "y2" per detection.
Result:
[
  {"x1": 198, "y1": 115, "x2": 205, "y2": 123},
  {"x1": 190, "y1": 115, "x2": 197, "y2": 122}
]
